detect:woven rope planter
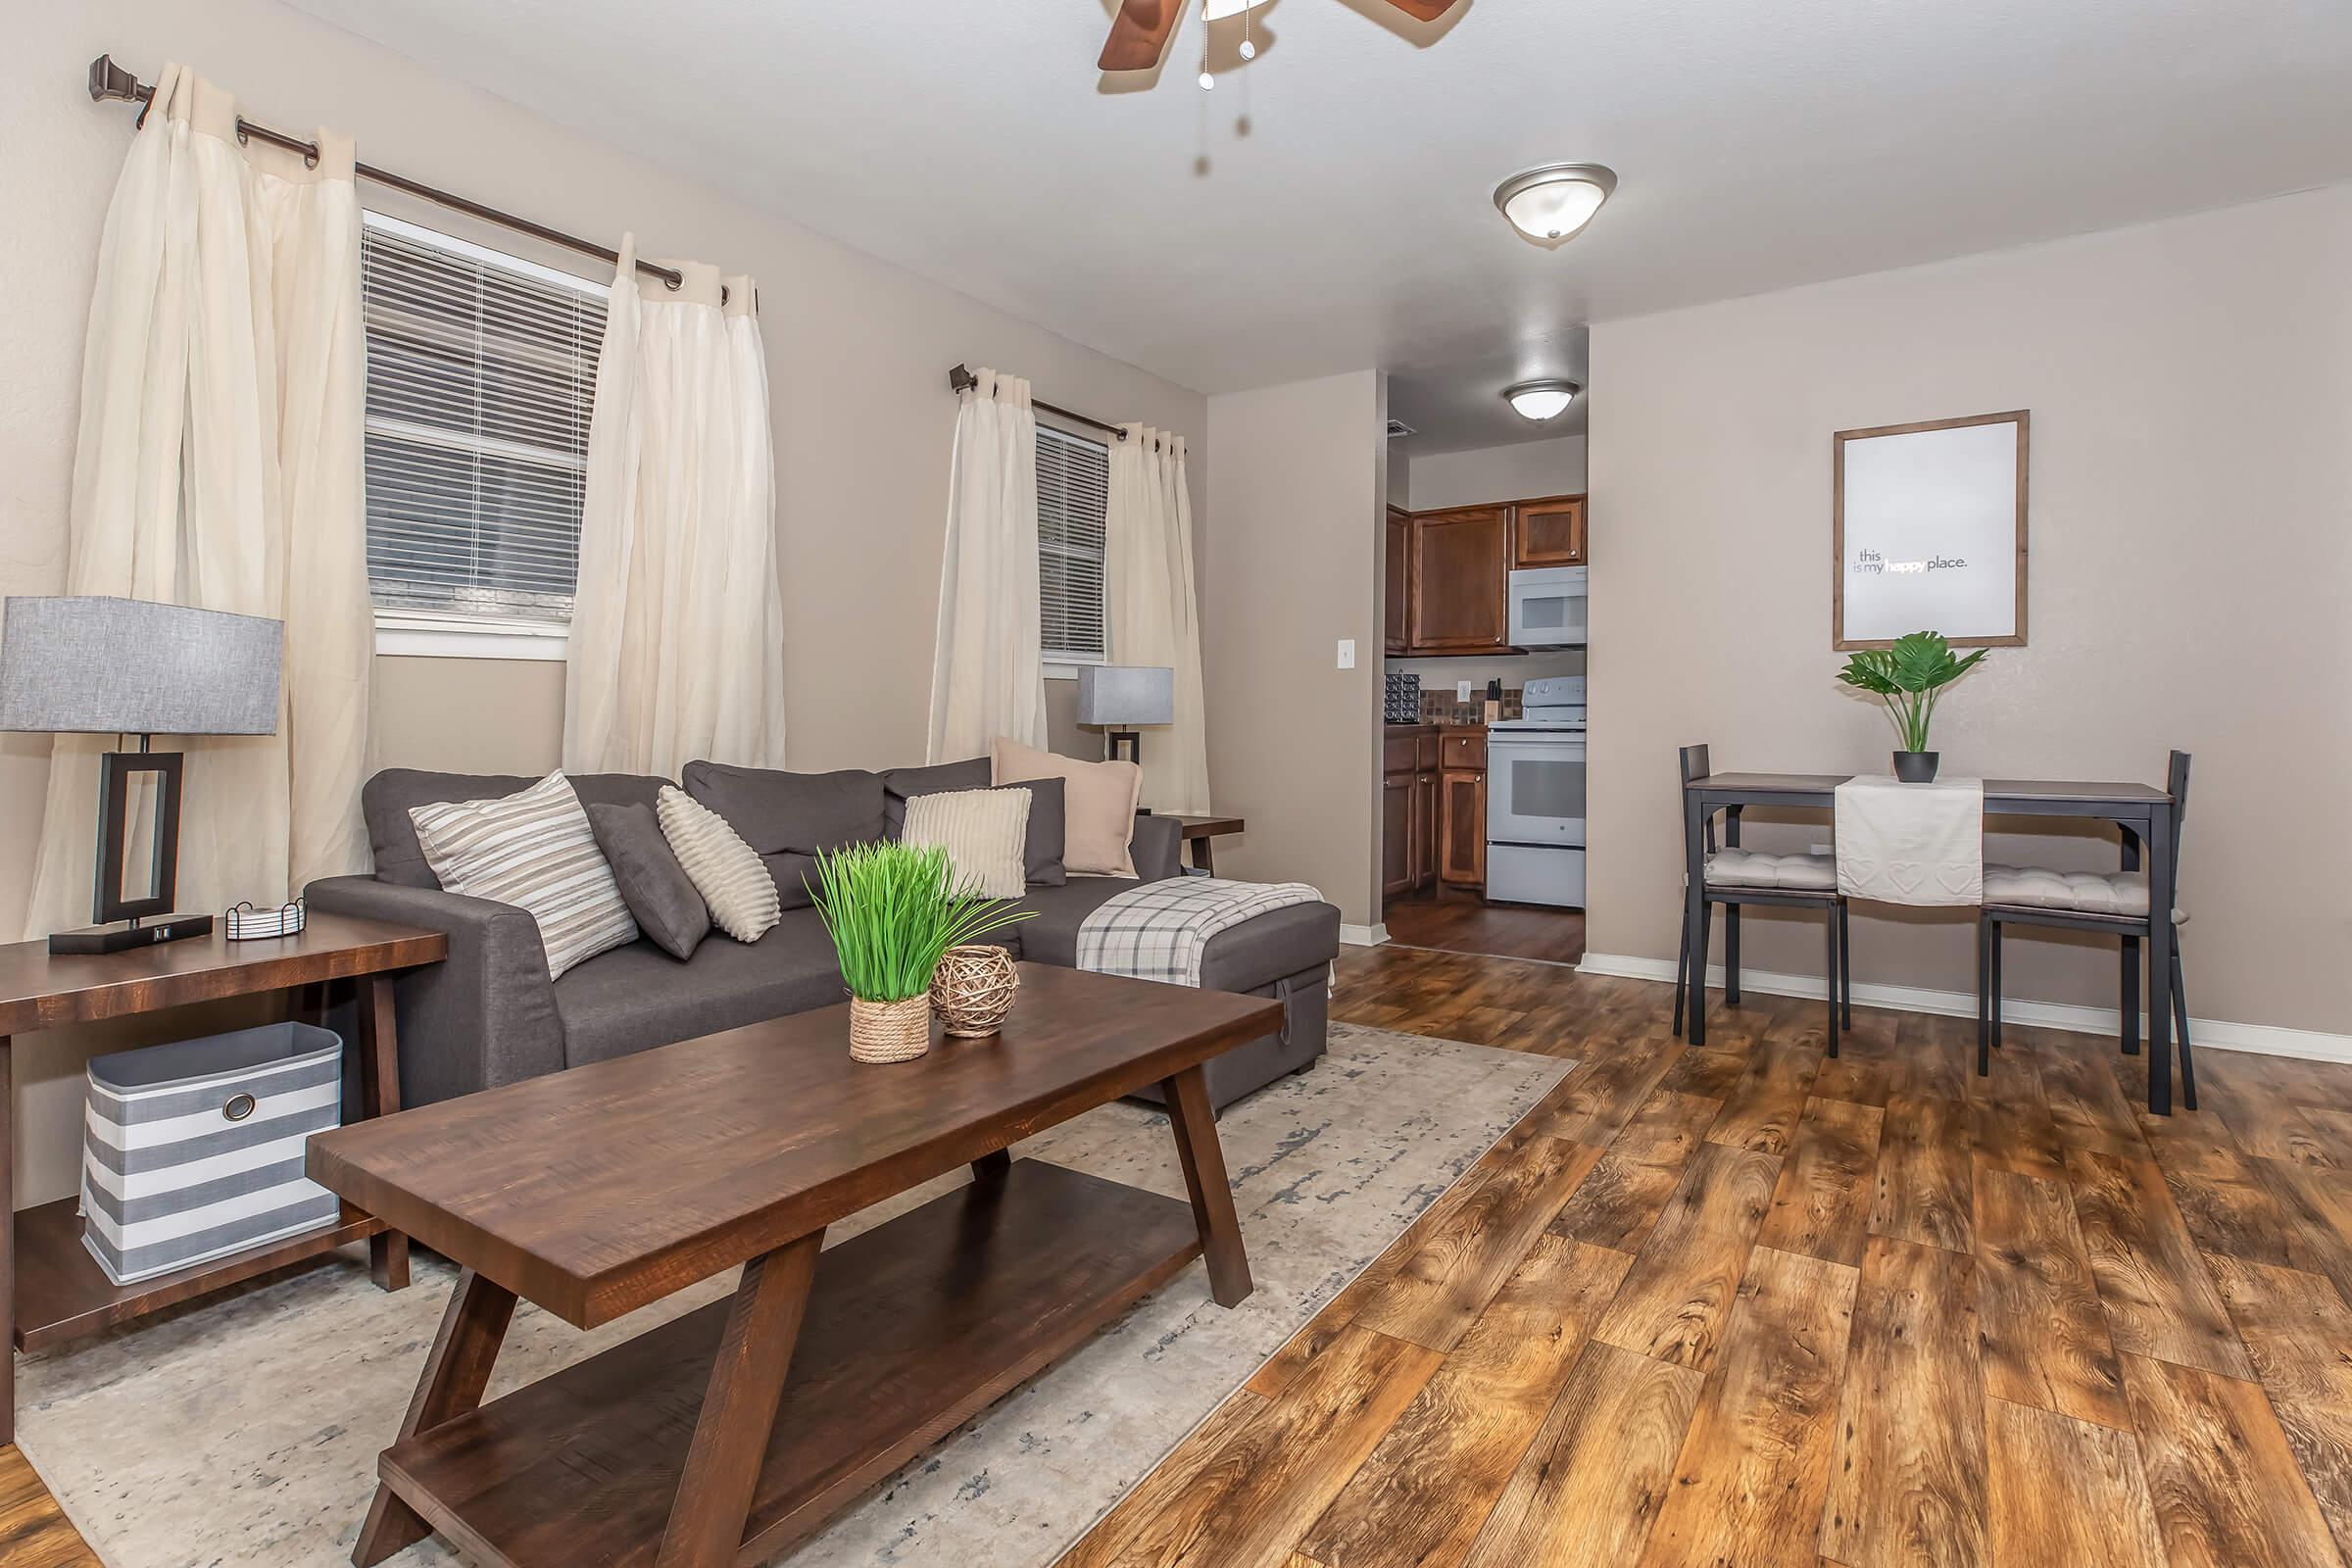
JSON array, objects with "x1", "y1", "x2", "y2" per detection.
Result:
[
  {"x1": 848, "y1": 993, "x2": 933, "y2": 1063},
  {"x1": 932, "y1": 945, "x2": 1019, "y2": 1038}
]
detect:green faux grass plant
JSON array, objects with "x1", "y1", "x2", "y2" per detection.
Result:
[{"x1": 808, "y1": 841, "x2": 1035, "y2": 1003}]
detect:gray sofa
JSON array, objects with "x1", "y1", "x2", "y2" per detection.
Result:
[{"x1": 307, "y1": 759, "x2": 1340, "y2": 1112}]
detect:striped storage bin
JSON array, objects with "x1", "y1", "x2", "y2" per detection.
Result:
[{"x1": 80, "y1": 1022, "x2": 345, "y2": 1286}]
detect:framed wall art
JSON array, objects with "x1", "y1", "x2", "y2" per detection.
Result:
[{"x1": 1833, "y1": 409, "x2": 2028, "y2": 650}]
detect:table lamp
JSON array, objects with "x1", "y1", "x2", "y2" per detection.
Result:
[
  {"x1": 1076, "y1": 664, "x2": 1174, "y2": 768},
  {"x1": 0, "y1": 596, "x2": 283, "y2": 954}
]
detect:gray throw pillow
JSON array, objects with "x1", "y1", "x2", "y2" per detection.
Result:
[
  {"x1": 887, "y1": 766, "x2": 1066, "y2": 887},
  {"x1": 680, "y1": 761, "x2": 887, "y2": 911},
  {"x1": 586, "y1": 801, "x2": 710, "y2": 960}
]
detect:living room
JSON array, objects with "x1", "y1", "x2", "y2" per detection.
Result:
[{"x1": 4, "y1": 2, "x2": 2352, "y2": 1566}]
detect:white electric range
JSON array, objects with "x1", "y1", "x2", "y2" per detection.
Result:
[{"x1": 1485, "y1": 675, "x2": 1587, "y2": 908}]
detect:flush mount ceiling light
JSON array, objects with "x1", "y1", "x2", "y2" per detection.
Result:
[
  {"x1": 1493, "y1": 163, "x2": 1618, "y2": 246},
  {"x1": 1502, "y1": 378, "x2": 1582, "y2": 421}
]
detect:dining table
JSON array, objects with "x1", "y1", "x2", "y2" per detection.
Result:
[{"x1": 1681, "y1": 772, "x2": 2180, "y2": 1113}]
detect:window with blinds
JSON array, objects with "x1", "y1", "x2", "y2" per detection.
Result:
[
  {"x1": 360, "y1": 212, "x2": 607, "y2": 627},
  {"x1": 1038, "y1": 424, "x2": 1110, "y2": 663}
]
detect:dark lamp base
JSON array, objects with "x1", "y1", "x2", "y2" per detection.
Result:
[{"x1": 48, "y1": 912, "x2": 215, "y2": 956}]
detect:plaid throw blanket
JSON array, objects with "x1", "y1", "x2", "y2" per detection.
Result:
[{"x1": 1077, "y1": 876, "x2": 1323, "y2": 988}]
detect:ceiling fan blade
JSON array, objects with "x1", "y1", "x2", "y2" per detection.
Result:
[
  {"x1": 1381, "y1": 0, "x2": 1465, "y2": 19},
  {"x1": 1100, "y1": 0, "x2": 1188, "y2": 71}
]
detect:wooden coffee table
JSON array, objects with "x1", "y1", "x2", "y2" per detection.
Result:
[{"x1": 308, "y1": 962, "x2": 1278, "y2": 1568}]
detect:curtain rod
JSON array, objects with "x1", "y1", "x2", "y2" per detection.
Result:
[
  {"x1": 84, "y1": 53, "x2": 718, "y2": 300},
  {"x1": 948, "y1": 365, "x2": 1129, "y2": 442}
]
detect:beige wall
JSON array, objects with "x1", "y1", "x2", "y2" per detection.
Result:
[
  {"x1": 2, "y1": 0, "x2": 1203, "y2": 1203},
  {"x1": 1399, "y1": 434, "x2": 1588, "y2": 513},
  {"x1": 1204, "y1": 371, "x2": 1386, "y2": 926},
  {"x1": 1586, "y1": 184, "x2": 2352, "y2": 1036}
]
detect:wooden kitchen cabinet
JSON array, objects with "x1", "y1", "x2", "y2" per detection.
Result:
[
  {"x1": 1512, "y1": 494, "x2": 1587, "y2": 567},
  {"x1": 1384, "y1": 506, "x2": 1411, "y2": 655},
  {"x1": 1381, "y1": 769, "x2": 1414, "y2": 898},
  {"x1": 1406, "y1": 506, "x2": 1511, "y2": 654},
  {"x1": 1383, "y1": 728, "x2": 1445, "y2": 897},
  {"x1": 1440, "y1": 768, "x2": 1487, "y2": 887}
]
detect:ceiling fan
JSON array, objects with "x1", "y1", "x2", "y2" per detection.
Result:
[{"x1": 1099, "y1": 0, "x2": 1464, "y2": 72}]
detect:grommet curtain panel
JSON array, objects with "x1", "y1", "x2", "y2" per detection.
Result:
[
  {"x1": 563, "y1": 236, "x2": 786, "y2": 779},
  {"x1": 23, "y1": 63, "x2": 371, "y2": 938},
  {"x1": 927, "y1": 368, "x2": 1048, "y2": 762},
  {"x1": 1108, "y1": 425, "x2": 1210, "y2": 814}
]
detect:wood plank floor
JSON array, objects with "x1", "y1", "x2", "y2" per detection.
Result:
[
  {"x1": 1381, "y1": 889, "x2": 1588, "y2": 965},
  {"x1": 1058, "y1": 944, "x2": 2352, "y2": 1568},
  {"x1": 8, "y1": 945, "x2": 2352, "y2": 1568}
]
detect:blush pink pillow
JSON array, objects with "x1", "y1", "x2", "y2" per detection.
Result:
[{"x1": 991, "y1": 736, "x2": 1143, "y2": 878}]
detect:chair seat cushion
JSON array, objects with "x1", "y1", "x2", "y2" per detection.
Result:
[
  {"x1": 1705, "y1": 849, "x2": 1837, "y2": 892},
  {"x1": 1983, "y1": 863, "x2": 2172, "y2": 919}
]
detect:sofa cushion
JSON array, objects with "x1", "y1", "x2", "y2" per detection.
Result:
[
  {"x1": 554, "y1": 910, "x2": 847, "y2": 1068},
  {"x1": 888, "y1": 764, "x2": 1067, "y2": 888},
  {"x1": 992, "y1": 737, "x2": 1143, "y2": 878},
  {"x1": 587, "y1": 801, "x2": 710, "y2": 960},
  {"x1": 682, "y1": 762, "x2": 886, "y2": 910},
  {"x1": 902, "y1": 786, "x2": 1032, "y2": 899},
  {"x1": 366, "y1": 768, "x2": 664, "y2": 889},
  {"x1": 407, "y1": 771, "x2": 639, "y2": 980},
  {"x1": 882, "y1": 760, "x2": 990, "y2": 834},
  {"x1": 659, "y1": 785, "x2": 782, "y2": 942}
]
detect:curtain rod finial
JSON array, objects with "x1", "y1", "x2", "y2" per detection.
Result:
[{"x1": 88, "y1": 54, "x2": 141, "y2": 104}]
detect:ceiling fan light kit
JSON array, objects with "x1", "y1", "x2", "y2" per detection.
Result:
[
  {"x1": 1099, "y1": 0, "x2": 1463, "y2": 77},
  {"x1": 1503, "y1": 378, "x2": 1582, "y2": 421},
  {"x1": 1494, "y1": 163, "x2": 1619, "y2": 246}
]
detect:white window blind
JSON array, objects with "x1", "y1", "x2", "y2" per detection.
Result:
[
  {"x1": 361, "y1": 212, "x2": 607, "y2": 626},
  {"x1": 1039, "y1": 424, "x2": 1110, "y2": 664}
]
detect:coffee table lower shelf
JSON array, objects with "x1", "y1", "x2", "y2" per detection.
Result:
[{"x1": 377, "y1": 1158, "x2": 1202, "y2": 1568}]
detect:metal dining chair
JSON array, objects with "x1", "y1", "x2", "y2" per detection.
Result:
[
  {"x1": 1675, "y1": 744, "x2": 1854, "y2": 1054},
  {"x1": 1978, "y1": 750, "x2": 2195, "y2": 1108}
]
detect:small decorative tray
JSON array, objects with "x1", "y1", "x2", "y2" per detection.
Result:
[{"x1": 224, "y1": 898, "x2": 305, "y2": 941}]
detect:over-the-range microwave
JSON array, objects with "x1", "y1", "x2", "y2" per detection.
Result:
[{"x1": 1507, "y1": 565, "x2": 1589, "y2": 648}]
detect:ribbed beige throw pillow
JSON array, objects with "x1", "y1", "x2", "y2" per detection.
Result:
[
  {"x1": 408, "y1": 771, "x2": 638, "y2": 979},
  {"x1": 657, "y1": 785, "x2": 782, "y2": 942},
  {"x1": 902, "y1": 786, "x2": 1032, "y2": 899}
]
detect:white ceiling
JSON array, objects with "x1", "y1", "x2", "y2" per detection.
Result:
[
  {"x1": 289, "y1": 0, "x2": 2352, "y2": 406},
  {"x1": 1390, "y1": 328, "x2": 1588, "y2": 453}
]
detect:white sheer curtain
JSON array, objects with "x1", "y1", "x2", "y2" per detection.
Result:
[
  {"x1": 23, "y1": 63, "x2": 370, "y2": 938},
  {"x1": 564, "y1": 236, "x2": 786, "y2": 779},
  {"x1": 927, "y1": 368, "x2": 1047, "y2": 762},
  {"x1": 1107, "y1": 424, "x2": 1210, "y2": 813}
]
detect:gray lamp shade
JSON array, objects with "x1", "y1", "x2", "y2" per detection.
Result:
[
  {"x1": 1076, "y1": 664, "x2": 1175, "y2": 727},
  {"x1": 0, "y1": 596, "x2": 282, "y2": 736}
]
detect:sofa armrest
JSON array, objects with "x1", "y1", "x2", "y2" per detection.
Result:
[
  {"x1": 1131, "y1": 815, "x2": 1184, "y2": 882},
  {"x1": 306, "y1": 875, "x2": 566, "y2": 1107}
]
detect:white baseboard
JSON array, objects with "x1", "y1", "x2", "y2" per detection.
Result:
[
  {"x1": 1340, "y1": 922, "x2": 1389, "y2": 948},
  {"x1": 1576, "y1": 951, "x2": 2352, "y2": 1066}
]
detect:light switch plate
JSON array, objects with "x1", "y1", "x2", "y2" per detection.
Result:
[
  {"x1": 1457, "y1": 680, "x2": 1473, "y2": 702},
  {"x1": 1336, "y1": 638, "x2": 1355, "y2": 670}
]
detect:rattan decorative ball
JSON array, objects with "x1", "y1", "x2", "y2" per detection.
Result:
[{"x1": 931, "y1": 945, "x2": 1019, "y2": 1037}]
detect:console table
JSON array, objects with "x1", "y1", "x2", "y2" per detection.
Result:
[
  {"x1": 0, "y1": 912, "x2": 446, "y2": 1445},
  {"x1": 1167, "y1": 814, "x2": 1245, "y2": 876}
]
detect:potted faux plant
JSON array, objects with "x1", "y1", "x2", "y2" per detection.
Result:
[
  {"x1": 1836, "y1": 630, "x2": 1990, "y2": 783},
  {"x1": 808, "y1": 842, "x2": 1034, "y2": 1063}
]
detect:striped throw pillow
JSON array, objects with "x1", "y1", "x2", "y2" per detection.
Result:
[
  {"x1": 408, "y1": 771, "x2": 638, "y2": 979},
  {"x1": 902, "y1": 786, "x2": 1032, "y2": 899},
  {"x1": 657, "y1": 785, "x2": 782, "y2": 942}
]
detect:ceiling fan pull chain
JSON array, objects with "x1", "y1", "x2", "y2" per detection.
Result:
[
  {"x1": 1200, "y1": 12, "x2": 1214, "y2": 90},
  {"x1": 1240, "y1": 6, "x2": 1256, "y2": 61}
]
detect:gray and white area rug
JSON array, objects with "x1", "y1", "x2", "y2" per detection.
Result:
[{"x1": 17, "y1": 1022, "x2": 1570, "y2": 1567}]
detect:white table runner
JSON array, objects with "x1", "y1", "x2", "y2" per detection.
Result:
[{"x1": 1834, "y1": 774, "x2": 1984, "y2": 906}]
